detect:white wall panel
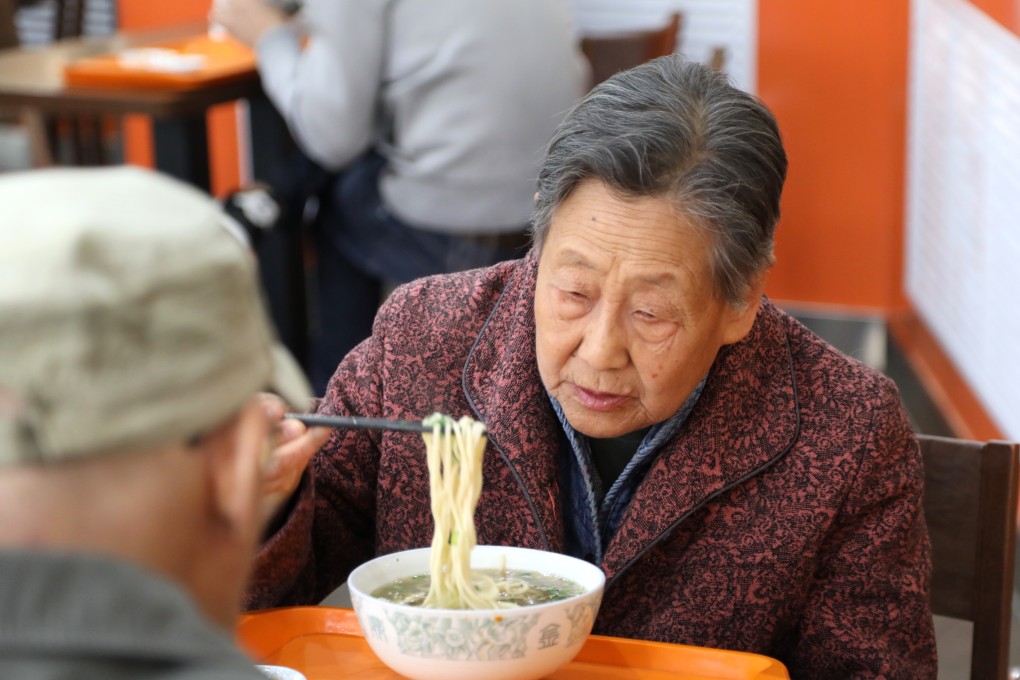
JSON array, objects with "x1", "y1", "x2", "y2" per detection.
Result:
[{"x1": 906, "y1": 0, "x2": 1020, "y2": 439}]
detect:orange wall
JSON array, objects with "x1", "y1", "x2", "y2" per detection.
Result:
[
  {"x1": 759, "y1": 0, "x2": 1018, "y2": 312},
  {"x1": 758, "y1": 2, "x2": 910, "y2": 312},
  {"x1": 117, "y1": 0, "x2": 242, "y2": 196}
]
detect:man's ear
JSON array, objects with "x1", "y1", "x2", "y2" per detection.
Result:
[
  {"x1": 200, "y1": 399, "x2": 268, "y2": 533},
  {"x1": 720, "y1": 272, "x2": 767, "y2": 346}
]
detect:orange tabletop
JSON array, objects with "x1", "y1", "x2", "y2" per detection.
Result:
[
  {"x1": 62, "y1": 33, "x2": 256, "y2": 93},
  {"x1": 236, "y1": 607, "x2": 790, "y2": 680},
  {"x1": 0, "y1": 23, "x2": 264, "y2": 194},
  {"x1": 0, "y1": 23, "x2": 260, "y2": 117}
]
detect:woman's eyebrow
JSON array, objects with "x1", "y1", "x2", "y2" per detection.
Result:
[
  {"x1": 556, "y1": 250, "x2": 683, "y2": 289},
  {"x1": 633, "y1": 271, "x2": 679, "y2": 287},
  {"x1": 557, "y1": 249, "x2": 595, "y2": 270}
]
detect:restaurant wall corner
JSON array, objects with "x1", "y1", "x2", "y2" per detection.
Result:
[
  {"x1": 757, "y1": 0, "x2": 1017, "y2": 315},
  {"x1": 970, "y1": 0, "x2": 1019, "y2": 31},
  {"x1": 758, "y1": 0, "x2": 1017, "y2": 441}
]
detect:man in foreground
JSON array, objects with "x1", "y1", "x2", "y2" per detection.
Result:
[{"x1": 0, "y1": 166, "x2": 324, "y2": 679}]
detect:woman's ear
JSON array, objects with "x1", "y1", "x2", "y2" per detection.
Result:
[{"x1": 720, "y1": 273, "x2": 766, "y2": 346}]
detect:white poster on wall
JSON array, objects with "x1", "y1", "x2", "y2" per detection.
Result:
[
  {"x1": 565, "y1": 0, "x2": 758, "y2": 93},
  {"x1": 906, "y1": 0, "x2": 1020, "y2": 439}
]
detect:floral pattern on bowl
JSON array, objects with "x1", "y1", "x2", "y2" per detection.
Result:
[
  {"x1": 565, "y1": 597, "x2": 602, "y2": 646},
  {"x1": 385, "y1": 609, "x2": 540, "y2": 660}
]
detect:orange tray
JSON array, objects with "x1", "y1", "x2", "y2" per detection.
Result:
[
  {"x1": 236, "y1": 607, "x2": 789, "y2": 680},
  {"x1": 63, "y1": 35, "x2": 256, "y2": 91}
]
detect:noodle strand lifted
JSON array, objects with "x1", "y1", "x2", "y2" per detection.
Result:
[{"x1": 421, "y1": 414, "x2": 498, "y2": 609}]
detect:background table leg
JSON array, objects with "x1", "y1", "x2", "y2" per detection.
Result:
[{"x1": 153, "y1": 113, "x2": 211, "y2": 192}]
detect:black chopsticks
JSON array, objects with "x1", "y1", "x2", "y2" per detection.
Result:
[{"x1": 284, "y1": 413, "x2": 430, "y2": 433}]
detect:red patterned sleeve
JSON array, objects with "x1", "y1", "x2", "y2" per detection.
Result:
[{"x1": 244, "y1": 310, "x2": 390, "y2": 610}]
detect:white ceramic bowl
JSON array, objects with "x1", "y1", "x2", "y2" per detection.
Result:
[
  {"x1": 255, "y1": 664, "x2": 306, "y2": 680},
  {"x1": 348, "y1": 545, "x2": 605, "y2": 680}
]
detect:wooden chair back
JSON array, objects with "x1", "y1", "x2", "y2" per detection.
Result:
[
  {"x1": 580, "y1": 12, "x2": 681, "y2": 89},
  {"x1": 54, "y1": 0, "x2": 86, "y2": 41},
  {"x1": 708, "y1": 46, "x2": 727, "y2": 72},
  {"x1": 920, "y1": 433, "x2": 1020, "y2": 679}
]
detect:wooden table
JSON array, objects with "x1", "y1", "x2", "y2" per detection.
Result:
[
  {"x1": 0, "y1": 23, "x2": 267, "y2": 189},
  {"x1": 0, "y1": 25, "x2": 308, "y2": 363}
]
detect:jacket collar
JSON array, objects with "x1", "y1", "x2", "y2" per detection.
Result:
[{"x1": 463, "y1": 249, "x2": 562, "y2": 551}]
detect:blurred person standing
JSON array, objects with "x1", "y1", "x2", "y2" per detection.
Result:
[
  {"x1": 0, "y1": 167, "x2": 326, "y2": 679},
  {"x1": 212, "y1": 0, "x2": 588, "y2": 393}
]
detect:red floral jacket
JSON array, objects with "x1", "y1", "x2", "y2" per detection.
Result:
[{"x1": 247, "y1": 251, "x2": 937, "y2": 679}]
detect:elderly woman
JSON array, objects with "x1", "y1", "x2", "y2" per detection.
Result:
[{"x1": 253, "y1": 56, "x2": 937, "y2": 677}]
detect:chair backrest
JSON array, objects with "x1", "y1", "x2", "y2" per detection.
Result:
[
  {"x1": 920, "y1": 433, "x2": 1020, "y2": 679},
  {"x1": 53, "y1": 0, "x2": 86, "y2": 40},
  {"x1": 708, "y1": 46, "x2": 727, "y2": 72},
  {"x1": 580, "y1": 12, "x2": 681, "y2": 89}
]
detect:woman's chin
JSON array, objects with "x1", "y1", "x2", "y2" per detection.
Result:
[{"x1": 564, "y1": 407, "x2": 640, "y2": 439}]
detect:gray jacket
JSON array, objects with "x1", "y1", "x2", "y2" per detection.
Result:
[
  {"x1": 255, "y1": 0, "x2": 588, "y2": 232},
  {"x1": 0, "y1": 550, "x2": 264, "y2": 680}
]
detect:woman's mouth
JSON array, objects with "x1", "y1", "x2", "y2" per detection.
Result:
[{"x1": 570, "y1": 384, "x2": 628, "y2": 412}]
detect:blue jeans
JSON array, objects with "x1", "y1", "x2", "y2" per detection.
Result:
[{"x1": 311, "y1": 153, "x2": 530, "y2": 394}]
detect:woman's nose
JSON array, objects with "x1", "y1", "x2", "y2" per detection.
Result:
[{"x1": 575, "y1": 303, "x2": 629, "y2": 371}]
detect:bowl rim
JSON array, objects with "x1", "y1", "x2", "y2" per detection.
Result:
[
  {"x1": 347, "y1": 545, "x2": 606, "y2": 615},
  {"x1": 254, "y1": 664, "x2": 307, "y2": 680}
]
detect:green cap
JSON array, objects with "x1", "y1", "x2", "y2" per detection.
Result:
[{"x1": 0, "y1": 166, "x2": 312, "y2": 466}]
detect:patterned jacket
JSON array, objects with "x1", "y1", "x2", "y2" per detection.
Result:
[{"x1": 248, "y1": 251, "x2": 937, "y2": 679}]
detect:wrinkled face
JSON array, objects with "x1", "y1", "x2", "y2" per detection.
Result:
[{"x1": 534, "y1": 180, "x2": 760, "y2": 438}]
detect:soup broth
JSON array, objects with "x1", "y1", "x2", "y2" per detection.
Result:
[{"x1": 372, "y1": 568, "x2": 584, "y2": 608}]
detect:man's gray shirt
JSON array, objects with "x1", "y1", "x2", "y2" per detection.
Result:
[{"x1": 0, "y1": 550, "x2": 265, "y2": 680}]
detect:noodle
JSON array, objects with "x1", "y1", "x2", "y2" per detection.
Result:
[
  {"x1": 420, "y1": 413, "x2": 501, "y2": 609},
  {"x1": 403, "y1": 413, "x2": 582, "y2": 610}
]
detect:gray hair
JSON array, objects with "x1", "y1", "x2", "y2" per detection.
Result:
[{"x1": 531, "y1": 55, "x2": 787, "y2": 307}]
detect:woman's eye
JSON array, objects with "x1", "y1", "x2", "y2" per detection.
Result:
[
  {"x1": 551, "y1": 288, "x2": 590, "y2": 319},
  {"x1": 634, "y1": 309, "x2": 658, "y2": 321},
  {"x1": 557, "y1": 287, "x2": 588, "y2": 303}
]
